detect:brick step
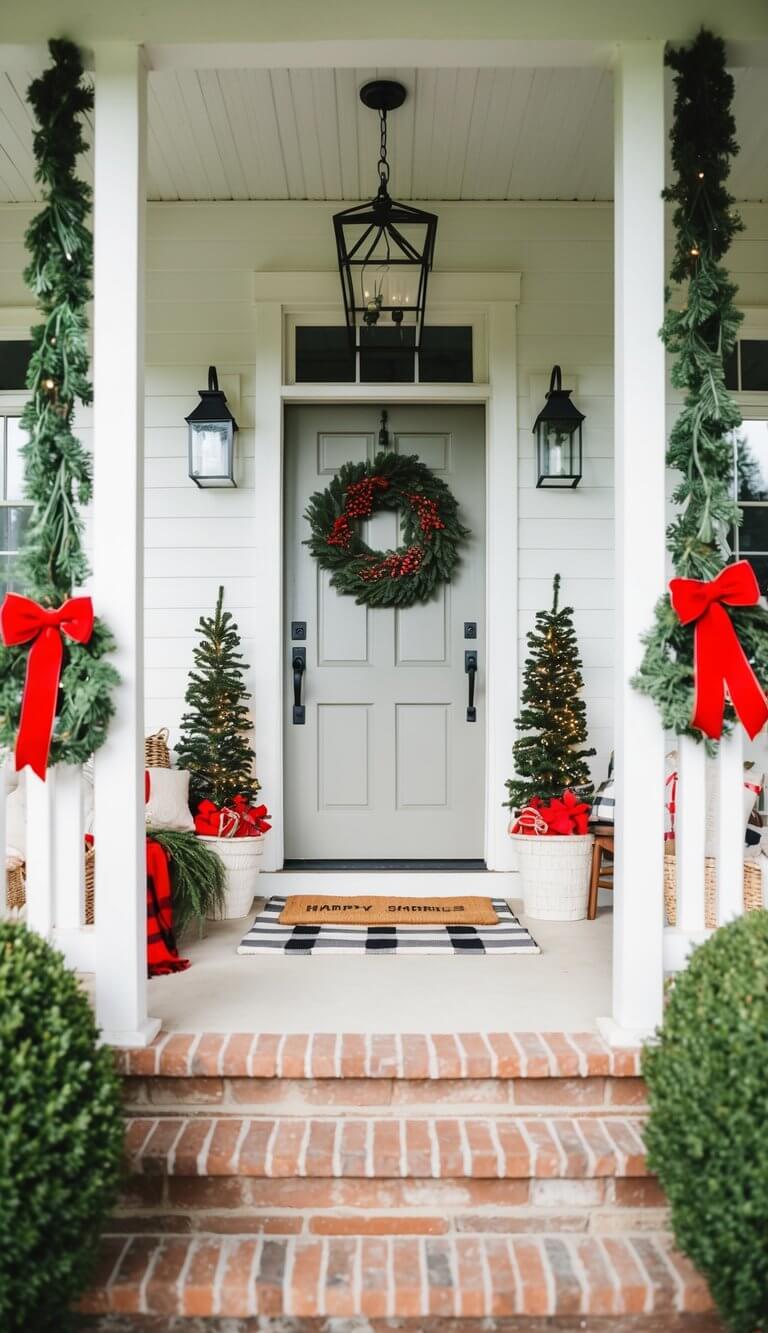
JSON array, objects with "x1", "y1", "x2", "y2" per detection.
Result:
[
  {"x1": 125, "y1": 1113, "x2": 648, "y2": 1181},
  {"x1": 118, "y1": 1031, "x2": 647, "y2": 1114},
  {"x1": 78, "y1": 1232, "x2": 712, "y2": 1319}
]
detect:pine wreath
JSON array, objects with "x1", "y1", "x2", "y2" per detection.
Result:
[{"x1": 305, "y1": 451, "x2": 470, "y2": 608}]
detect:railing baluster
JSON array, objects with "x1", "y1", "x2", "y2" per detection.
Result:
[
  {"x1": 676, "y1": 736, "x2": 707, "y2": 934},
  {"x1": 716, "y1": 729, "x2": 746, "y2": 925},
  {"x1": 54, "y1": 764, "x2": 85, "y2": 930},
  {"x1": 25, "y1": 768, "x2": 56, "y2": 937}
]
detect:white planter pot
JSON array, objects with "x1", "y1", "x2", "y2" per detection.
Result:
[
  {"x1": 509, "y1": 832, "x2": 594, "y2": 921},
  {"x1": 198, "y1": 835, "x2": 264, "y2": 919}
]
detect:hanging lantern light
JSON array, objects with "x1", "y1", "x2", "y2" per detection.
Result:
[
  {"x1": 186, "y1": 366, "x2": 238, "y2": 488},
  {"x1": 333, "y1": 80, "x2": 437, "y2": 352},
  {"x1": 533, "y1": 365, "x2": 585, "y2": 488}
]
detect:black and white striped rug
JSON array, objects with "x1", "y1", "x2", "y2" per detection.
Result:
[{"x1": 237, "y1": 896, "x2": 540, "y2": 955}]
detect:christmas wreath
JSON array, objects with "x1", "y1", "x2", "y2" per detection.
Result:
[{"x1": 305, "y1": 451, "x2": 470, "y2": 608}]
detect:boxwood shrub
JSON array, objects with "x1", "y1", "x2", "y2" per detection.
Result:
[
  {"x1": 0, "y1": 923, "x2": 125, "y2": 1331},
  {"x1": 642, "y1": 910, "x2": 768, "y2": 1333}
]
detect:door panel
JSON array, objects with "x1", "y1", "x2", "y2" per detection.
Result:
[{"x1": 284, "y1": 404, "x2": 485, "y2": 859}]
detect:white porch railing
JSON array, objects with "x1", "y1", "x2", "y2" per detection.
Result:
[{"x1": 663, "y1": 731, "x2": 752, "y2": 973}]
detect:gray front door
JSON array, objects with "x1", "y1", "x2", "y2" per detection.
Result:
[{"x1": 284, "y1": 404, "x2": 486, "y2": 860}]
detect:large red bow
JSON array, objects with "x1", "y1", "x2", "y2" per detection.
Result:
[
  {"x1": 669, "y1": 561, "x2": 768, "y2": 740},
  {"x1": 0, "y1": 592, "x2": 94, "y2": 778}
]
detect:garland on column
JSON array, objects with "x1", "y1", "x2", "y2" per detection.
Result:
[
  {"x1": 0, "y1": 40, "x2": 118, "y2": 773},
  {"x1": 633, "y1": 29, "x2": 768, "y2": 743}
]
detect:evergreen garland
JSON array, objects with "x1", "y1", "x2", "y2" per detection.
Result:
[
  {"x1": 633, "y1": 30, "x2": 768, "y2": 741},
  {"x1": 175, "y1": 586, "x2": 260, "y2": 811},
  {"x1": 505, "y1": 574, "x2": 595, "y2": 811},
  {"x1": 305, "y1": 451, "x2": 470, "y2": 608},
  {"x1": 0, "y1": 39, "x2": 118, "y2": 766},
  {"x1": 147, "y1": 830, "x2": 226, "y2": 932}
]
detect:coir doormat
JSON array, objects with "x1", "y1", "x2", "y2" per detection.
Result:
[
  {"x1": 238, "y1": 896, "x2": 540, "y2": 955},
  {"x1": 279, "y1": 894, "x2": 499, "y2": 926}
]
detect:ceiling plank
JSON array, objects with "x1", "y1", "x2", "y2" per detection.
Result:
[
  {"x1": 269, "y1": 69, "x2": 307, "y2": 199},
  {"x1": 197, "y1": 70, "x2": 250, "y2": 199}
]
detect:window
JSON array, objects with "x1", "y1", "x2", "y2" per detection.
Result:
[
  {"x1": 293, "y1": 325, "x2": 475, "y2": 385},
  {"x1": 733, "y1": 419, "x2": 768, "y2": 589},
  {"x1": 0, "y1": 416, "x2": 31, "y2": 599},
  {"x1": 725, "y1": 338, "x2": 768, "y2": 393},
  {"x1": 0, "y1": 341, "x2": 32, "y2": 392}
]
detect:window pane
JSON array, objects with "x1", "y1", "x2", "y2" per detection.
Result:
[
  {"x1": 0, "y1": 506, "x2": 30, "y2": 552},
  {"x1": 5, "y1": 417, "x2": 27, "y2": 503},
  {"x1": 295, "y1": 326, "x2": 355, "y2": 383},
  {"x1": 738, "y1": 506, "x2": 768, "y2": 552},
  {"x1": 740, "y1": 340, "x2": 768, "y2": 392},
  {"x1": 360, "y1": 326, "x2": 415, "y2": 383},
  {"x1": 736, "y1": 420, "x2": 768, "y2": 501},
  {"x1": 419, "y1": 326, "x2": 473, "y2": 382},
  {"x1": 0, "y1": 341, "x2": 32, "y2": 391},
  {"x1": 743, "y1": 552, "x2": 768, "y2": 593},
  {"x1": 723, "y1": 345, "x2": 739, "y2": 390}
]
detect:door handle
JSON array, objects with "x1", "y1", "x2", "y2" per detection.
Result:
[
  {"x1": 465, "y1": 650, "x2": 477, "y2": 722},
  {"x1": 292, "y1": 647, "x2": 306, "y2": 724}
]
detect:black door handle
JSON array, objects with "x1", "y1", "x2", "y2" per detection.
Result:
[
  {"x1": 465, "y1": 650, "x2": 477, "y2": 722},
  {"x1": 292, "y1": 647, "x2": 306, "y2": 724}
]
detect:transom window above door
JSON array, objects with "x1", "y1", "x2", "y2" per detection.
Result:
[{"x1": 292, "y1": 324, "x2": 476, "y2": 385}]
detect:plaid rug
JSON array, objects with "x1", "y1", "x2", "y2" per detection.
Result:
[{"x1": 237, "y1": 896, "x2": 540, "y2": 955}]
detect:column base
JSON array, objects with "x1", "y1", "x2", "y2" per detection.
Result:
[
  {"x1": 596, "y1": 1015, "x2": 655, "y2": 1049},
  {"x1": 100, "y1": 1016, "x2": 161, "y2": 1048}
]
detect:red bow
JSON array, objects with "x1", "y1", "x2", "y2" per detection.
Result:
[
  {"x1": 0, "y1": 592, "x2": 94, "y2": 778},
  {"x1": 669, "y1": 561, "x2": 768, "y2": 741},
  {"x1": 194, "y1": 796, "x2": 271, "y2": 839},
  {"x1": 511, "y1": 790, "x2": 591, "y2": 836}
]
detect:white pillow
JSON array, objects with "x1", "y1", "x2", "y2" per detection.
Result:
[
  {"x1": 145, "y1": 767, "x2": 194, "y2": 832},
  {"x1": 5, "y1": 767, "x2": 95, "y2": 859}
]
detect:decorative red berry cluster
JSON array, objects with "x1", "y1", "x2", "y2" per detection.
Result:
[
  {"x1": 359, "y1": 544, "x2": 424, "y2": 582},
  {"x1": 344, "y1": 475, "x2": 390, "y2": 519},
  {"x1": 327, "y1": 514, "x2": 352, "y2": 548},
  {"x1": 406, "y1": 491, "x2": 446, "y2": 534}
]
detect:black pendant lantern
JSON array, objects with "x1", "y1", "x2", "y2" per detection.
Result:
[
  {"x1": 186, "y1": 366, "x2": 238, "y2": 488},
  {"x1": 533, "y1": 365, "x2": 585, "y2": 488},
  {"x1": 333, "y1": 80, "x2": 437, "y2": 352}
]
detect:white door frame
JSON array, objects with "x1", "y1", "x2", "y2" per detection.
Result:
[{"x1": 252, "y1": 271, "x2": 521, "y2": 872}]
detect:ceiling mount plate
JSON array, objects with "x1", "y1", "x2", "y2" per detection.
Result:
[{"x1": 359, "y1": 79, "x2": 407, "y2": 113}]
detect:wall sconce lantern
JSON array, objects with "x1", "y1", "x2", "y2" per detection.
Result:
[
  {"x1": 186, "y1": 366, "x2": 238, "y2": 488},
  {"x1": 333, "y1": 80, "x2": 437, "y2": 352},
  {"x1": 533, "y1": 365, "x2": 584, "y2": 488}
]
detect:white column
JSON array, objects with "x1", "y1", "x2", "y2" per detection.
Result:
[
  {"x1": 92, "y1": 44, "x2": 158, "y2": 1046},
  {"x1": 604, "y1": 41, "x2": 667, "y2": 1043}
]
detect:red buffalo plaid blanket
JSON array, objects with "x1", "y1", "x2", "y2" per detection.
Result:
[{"x1": 146, "y1": 839, "x2": 190, "y2": 977}]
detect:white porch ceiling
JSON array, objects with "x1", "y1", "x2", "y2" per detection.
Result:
[{"x1": 0, "y1": 64, "x2": 766, "y2": 204}]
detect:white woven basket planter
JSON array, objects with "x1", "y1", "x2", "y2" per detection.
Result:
[
  {"x1": 198, "y1": 835, "x2": 264, "y2": 919},
  {"x1": 509, "y1": 832, "x2": 594, "y2": 921}
]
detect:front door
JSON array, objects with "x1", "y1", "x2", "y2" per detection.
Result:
[{"x1": 284, "y1": 404, "x2": 485, "y2": 860}]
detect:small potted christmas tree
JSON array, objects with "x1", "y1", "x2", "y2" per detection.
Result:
[
  {"x1": 506, "y1": 574, "x2": 595, "y2": 920},
  {"x1": 176, "y1": 587, "x2": 270, "y2": 918}
]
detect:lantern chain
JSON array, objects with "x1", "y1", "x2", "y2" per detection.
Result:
[{"x1": 378, "y1": 109, "x2": 390, "y2": 188}]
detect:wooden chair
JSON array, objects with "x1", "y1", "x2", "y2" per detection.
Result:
[{"x1": 588, "y1": 824, "x2": 614, "y2": 920}]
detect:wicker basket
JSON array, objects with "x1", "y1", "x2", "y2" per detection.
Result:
[
  {"x1": 5, "y1": 857, "x2": 25, "y2": 914},
  {"x1": 509, "y1": 831, "x2": 594, "y2": 921},
  {"x1": 663, "y1": 843, "x2": 764, "y2": 928},
  {"x1": 5, "y1": 846, "x2": 96, "y2": 924},
  {"x1": 145, "y1": 727, "x2": 171, "y2": 769}
]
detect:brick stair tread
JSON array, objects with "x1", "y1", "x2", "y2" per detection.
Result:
[
  {"x1": 78, "y1": 1232, "x2": 711, "y2": 1318},
  {"x1": 126, "y1": 1113, "x2": 648, "y2": 1180},
  {"x1": 115, "y1": 1031, "x2": 642, "y2": 1080}
]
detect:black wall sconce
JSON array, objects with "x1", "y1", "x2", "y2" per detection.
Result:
[
  {"x1": 186, "y1": 366, "x2": 238, "y2": 488},
  {"x1": 533, "y1": 365, "x2": 584, "y2": 488}
]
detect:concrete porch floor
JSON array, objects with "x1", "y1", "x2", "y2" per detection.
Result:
[{"x1": 148, "y1": 899, "x2": 612, "y2": 1033}]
